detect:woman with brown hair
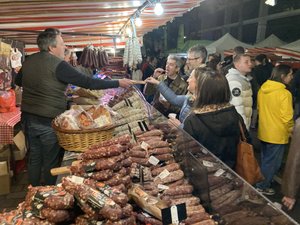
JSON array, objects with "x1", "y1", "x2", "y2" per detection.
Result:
[{"x1": 183, "y1": 67, "x2": 241, "y2": 168}]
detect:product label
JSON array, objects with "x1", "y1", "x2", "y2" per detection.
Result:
[
  {"x1": 225, "y1": 173, "x2": 234, "y2": 180},
  {"x1": 148, "y1": 155, "x2": 160, "y2": 166},
  {"x1": 202, "y1": 160, "x2": 214, "y2": 167},
  {"x1": 158, "y1": 184, "x2": 169, "y2": 191},
  {"x1": 87, "y1": 187, "x2": 115, "y2": 210},
  {"x1": 141, "y1": 141, "x2": 150, "y2": 151},
  {"x1": 171, "y1": 205, "x2": 179, "y2": 224},
  {"x1": 95, "y1": 182, "x2": 116, "y2": 197},
  {"x1": 83, "y1": 161, "x2": 96, "y2": 172},
  {"x1": 201, "y1": 149, "x2": 208, "y2": 154},
  {"x1": 214, "y1": 169, "x2": 225, "y2": 177},
  {"x1": 69, "y1": 175, "x2": 84, "y2": 184},
  {"x1": 157, "y1": 169, "x2": 170, "y2": 180}
]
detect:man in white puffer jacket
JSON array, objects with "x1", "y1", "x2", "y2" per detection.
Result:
[{"x1": 226, "y1": 54, "x2": 253, "y2": 129}]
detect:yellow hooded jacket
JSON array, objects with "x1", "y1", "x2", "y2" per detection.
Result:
[{"x1": 257, "y1": 80, "x2": 294, "y2": 144}]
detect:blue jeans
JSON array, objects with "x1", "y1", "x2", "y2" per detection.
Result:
[
  {"x1": 21, "y1": 112, "x2": 62, "y2": 186},
  {"x1": 256, "y1": 141, "x2": 286, "y2": 189}
]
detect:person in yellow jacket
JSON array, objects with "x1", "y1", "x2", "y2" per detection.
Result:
[{"x1": 256, "y1": 64, "x2": 294, "y2": 195}]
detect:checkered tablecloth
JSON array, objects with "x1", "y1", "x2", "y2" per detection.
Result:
[{"x1": 0, "y1": 107, "x2": 21, "y2": 144}]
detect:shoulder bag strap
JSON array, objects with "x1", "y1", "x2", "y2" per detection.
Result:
[{"x1": 239, "y1": 122, "x2": 247, "y2": 142}]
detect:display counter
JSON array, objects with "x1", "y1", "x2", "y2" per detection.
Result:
[
  {"x1": 55, "y1": 86, "x2": 298, "y2": 224},
  {"x1": 1, "y1": 87, "x2": 297, "y2": 224}
]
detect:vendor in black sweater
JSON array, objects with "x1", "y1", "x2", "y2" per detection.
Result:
[
  {"x1": 15, "y1": 28, "x2": 133, "y2": 186},
  {"x1": 183, "y1": 67, "x2": 241, "y2": 168}
]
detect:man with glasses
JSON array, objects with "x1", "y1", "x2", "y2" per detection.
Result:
[
  {"x1": 15, "y1": 28, "x2": 133, "y2": 186},
  {"x1": 186, "y1": 45, "x2": 207, "y2": 76}
]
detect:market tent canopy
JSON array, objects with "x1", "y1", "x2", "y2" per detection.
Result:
[
  {"x1": 0, "y1": 0, "x2": 204, "y2": 53},
  {"x1": 280, "y1": 39, "x2": 300, "y2": 52},
  {"x1": 181, "y1": 39, "x2": 213, "y2": 52},
  {"x1": 255, "y1": 34, "x2": 286, "y2": 48},
  {"x1": 206, "y1": 33, "x2": 253, "y2": 55}
]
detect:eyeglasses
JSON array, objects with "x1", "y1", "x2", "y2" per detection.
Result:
[{"x1": 187, "y1": 57, "x2": 200, "y2": 61}]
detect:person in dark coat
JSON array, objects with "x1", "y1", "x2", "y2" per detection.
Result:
[
  {"x1": 183, "y1": 67, "x2": 241, "y2": 168},
  {"x1": 252, "y1": 54, "x2": 273, "y2": 86}
]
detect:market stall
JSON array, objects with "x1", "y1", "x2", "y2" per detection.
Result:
[{"x1": 0, "y1": 86, "x2": 297, "y2": 225}]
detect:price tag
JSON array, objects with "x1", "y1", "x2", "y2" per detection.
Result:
[
  {"x1": 69, "y1": 175, "x2": 84, "y2": 184},
  {"x1": 201, "y1": 149, "x2": 208, "y2": 154},
  {"x1": 148, "y1": 155, "x2": 160, "y2": 166},
  {"x1": 142, "y1": 212, "x2": 151, "y2": 218},
  {"x1": 158, "y1": 184, "x2": 169, "y2": 190},
  {"x1": 141, "y1": 141, "x2": 150, "y2": 151},
  {"x1": 171, "y1": 205, "x2": 179, "y2": 224},
  {"x1": 202, "y1": 160, "x2": 214, "y2": 167},
  {"x1": 157, "y1": 169, "x2": 170, "y2": 180},
  {"x1": 214, "y1": 169, "x2": 225, "y2": 177},
  {"x1": 225, "y1": 173, "x2": 234, "y2": 180},
  {"x1": 161, "y1": 203, "x2": 187, "y2": 225}
]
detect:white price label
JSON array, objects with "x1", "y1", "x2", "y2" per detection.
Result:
[
  {"x1": 157, "y1": 169, "x2": 170, "y2": 180},
  {"x1": 201, "y1": 149, "x2": 208, "y2": 154},
  {"x1": 69, "y1": 175, "x2": 84, "y2": 184},
  {"x1": 225, "y1": 173, "x2": 234, "y2": 179},
  {"x1": 214, "y1": 169, "x2": 225, "y2": 177},
  {"x1": 202, "y1": 160, "x2": 214, "y2": 167},
  {"x1": 158, "y1": 184, "x2": 169, "y2": 190},
  {"x1": 141, "y1": 141, "x2": 150, "y2": 151},
  {"x1": 148, "y1": 155, "x2": 160, "y2": 166},
  {"x1": 171, "y1": 205, "x2": 179, "y2": 224},
  {"x1": 142, "y1": 212, "x2": 151, "y2": 218}
]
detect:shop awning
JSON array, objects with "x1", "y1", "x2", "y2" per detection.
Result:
[{"x1": 0, "y1": 0, "x2": 203, "y2": 53}]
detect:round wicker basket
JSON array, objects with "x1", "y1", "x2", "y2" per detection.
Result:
[{"x1": 52, "y1": 121, "x2": 114, "y2": 152}]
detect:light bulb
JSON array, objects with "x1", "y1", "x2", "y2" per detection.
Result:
[
  {"x1": 116, "y1": 37, "x2": 121, "y2": 43},
  {"x1": 265, "y1": 0, "x2": 276, "y2": 6},
  {"x1": 135, "y1": 17, "x2": 142, "y2": 27},
  {"x1": 154, "y1": 2, "x2": 164, "y2": 16},
  {"x1": 126, "y1": 27, "x2": 132, "y2": 36}
]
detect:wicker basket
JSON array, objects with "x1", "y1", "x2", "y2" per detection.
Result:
[{"x1": 52, "y1": 121, "x2": 114, "y2": 152}]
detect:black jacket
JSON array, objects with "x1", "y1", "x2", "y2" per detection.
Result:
[{"x1": 183, "y1": 106, "x2": 240, "y2": 168}]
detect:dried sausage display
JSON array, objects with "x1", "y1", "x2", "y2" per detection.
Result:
[{"x1": 0, "y1": 87, "x2": 298, "y2": 225}]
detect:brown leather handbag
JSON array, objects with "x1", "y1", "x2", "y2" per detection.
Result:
[{"x1": 235, "y1": 123, "x2": 264, "y2": 185}]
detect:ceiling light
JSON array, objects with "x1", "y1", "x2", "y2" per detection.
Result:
[
  {"x1": 126, "y1": 27, "x2": 132, "y2": 36},
  {"x1": 154, "y1": 2, "x2": 164, "y2": 16},
  {"x1": 265, "y1": 0, "x2": 276, "y2": 6},
  {"x1": 135, "y1": 17, "x2": 142, "y2": 27},
  {"x1": 133, "y1": 1, "x2": 141, "y2": 7}
]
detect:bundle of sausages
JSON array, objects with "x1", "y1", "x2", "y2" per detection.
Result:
[
  {"x1": 0, "y1": 207, "x2": 55, "y2": 225},
  {"x1": 71, "y1": 135, "x2": 133, "y2": 190},
  {"x1": 62, "y1": 176, "x2": 135, "y2": 224},
  {"x1": 107, "y1": 87, "x2": 151, "y2": 136},
  {"x1": 128, "y1": 128, "x2": 216, "y2": 225},
  {"x1": 20, "y1": 185, "x2": 74, "y2": 223}
]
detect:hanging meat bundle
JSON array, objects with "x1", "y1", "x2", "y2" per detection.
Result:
[
  {"x1": 79, "y1": 45, "x2": 109, "y2": 69},
  {"x1": 123, "y1": 37, "x2": 142, "y2": 69}
]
